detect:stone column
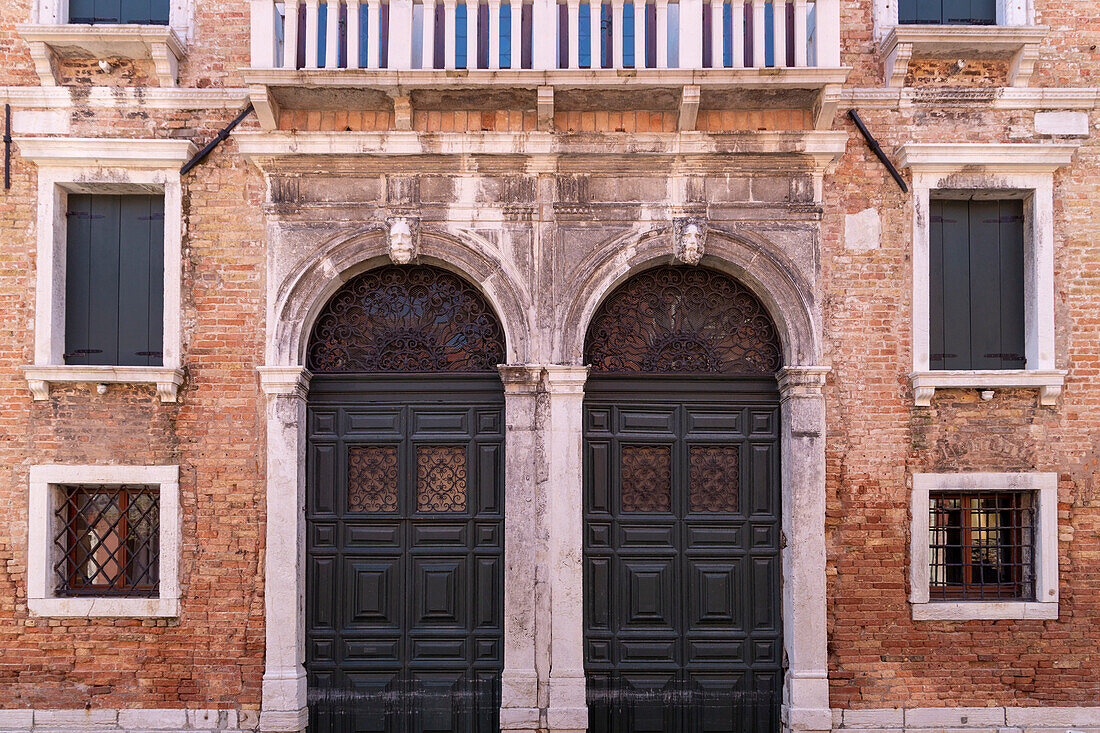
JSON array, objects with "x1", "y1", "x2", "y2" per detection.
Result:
[
  {"x1": 543, "y1": 366, "x2": 590, "y2": 733},
  {"x1": 258, "y1": 366, "x2": 312, "y2": 733},
  {"x1": 498, "y1": 365, "x2": 545, "y2": 733},
  {"x1": 777, "y1": 366, "x2": 831, "y2": 733}
]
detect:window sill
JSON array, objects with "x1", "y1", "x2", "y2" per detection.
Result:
[
  {"x1": 29, "y1": 596, "x2": 179, "y2": 618},
  {"x1": 22, "y1": 365, "x2": 185, "y2": 402},
  {"x1": 909, "y1": 369, "x2": 1066, "y2": 407},
  {"x1": 911, "y1": 600, "x2": 1057, "y2": 621},
  {"x1": 880, "y1": 24, "x2": 1048, "y2": 88},
  {"x1": 16, "y1": 23, "x2": 184, "y2": 87}
]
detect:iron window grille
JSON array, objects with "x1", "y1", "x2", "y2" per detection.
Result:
[
  {"x1": 53, "y1": 484, "x2": 159, "y2": 597},
  {"x1": 928, "y1": 491, "x2": 1034, "y2": 601}
]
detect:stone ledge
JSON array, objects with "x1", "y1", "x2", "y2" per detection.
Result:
[
  {"x1": 911, "y1": 600, "x2": 1059, "y2": 621},
  {"x1": 835, "y1": 706, "x2": 1100, "y2": 731},
  {"x1": 16, "y1": 23, "x2": 185, "y2": 87},
  {"x1": 0, "y1": 709, "x2": 258, "y2": 732},
  {"x1": 22, "y1": 365, "x2": 185, "y2": 403},
  {"x1": 28, "y1": 596, "x2": 180, "y2": 618},
  {"x1": 909, "y1": 369, "x2": 1067, "y2": 407}
]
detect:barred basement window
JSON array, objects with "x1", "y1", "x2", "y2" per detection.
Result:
[
  {"x1": 54, "y1": 485, "x2": 159, "y2": 597},
  {"x1": 928, "y1": 491, "x2": 1033, "y2": 601}
]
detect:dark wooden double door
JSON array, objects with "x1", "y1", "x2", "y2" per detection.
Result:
[
  {"x1": 306, "y1": 377, "x2": 504, "y2": 733},
  {"x1": 584, "y1": 378, "x2": 783, "y2": 733}
]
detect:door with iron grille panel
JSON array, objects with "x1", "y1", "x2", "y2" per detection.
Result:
[
  {"x1": 305, "y1": 266, "x2": 506, "y2": 733},
  {"x1": 583, "y1": 266, "x2": 784, "y2": 733}
]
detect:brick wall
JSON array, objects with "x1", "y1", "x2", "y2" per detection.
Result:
[{"x1": 0, "y1": 0, "x2": 1097, "y2": 718}]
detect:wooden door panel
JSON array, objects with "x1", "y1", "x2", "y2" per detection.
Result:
[
  {"x1": 584, "y1": 389, "x2": 781, "y2": 732},
  {"x1": 307, "y1": 383, "x2": 503, "y2": 732}
]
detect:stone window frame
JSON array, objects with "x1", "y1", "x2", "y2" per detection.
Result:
[
  {"x1": 27, "y1": 464, "x2": 181, "y2": 618},
  {"x1": 15, "y1": 137, "x2": 196, "y2": 403},
  {"x1": 17, "y1": 0, "x2": 194, "y2": 87},
  {"x1": 873, "y1": 0, "x2": 1046, "y2": 88},
  {"x1": 873, "y1": 0, "x2": 1035, "y2": 39},
  {"x1": 910, "y1": 472, "x2": 1058, "y2": 621},
  {"x1": 897, "y1": 143, "x2": 1080, "y2": 407}
]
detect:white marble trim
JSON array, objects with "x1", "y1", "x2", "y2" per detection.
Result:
[
  {"x1": 27, "y1": 465, "x2": 181, "y2": 618},
  {"x1": 909, "y1": 472, "x2": 1058, "y2": 621}
]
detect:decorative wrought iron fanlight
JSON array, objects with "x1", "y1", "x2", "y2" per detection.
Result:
[
  {"x1": 584, "y1": 266, "x2": 782, "y2": 375},
  {"x1": 307, "y1": 265, "x2": 506, "y2": 373}
]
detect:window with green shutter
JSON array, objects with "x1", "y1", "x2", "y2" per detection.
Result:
[
  {"x1": 899, "y1": 0, "x2": 996, "y2": 24},
  {"x1": 65, "y1": 194, "x2": 164, "y2": 367},
  {"x1": 929, "y1": 198, "x2": 1025, "y2": 371},
  {"x1": 68, "y1": 0, "x2": 170, "y2": 24}
]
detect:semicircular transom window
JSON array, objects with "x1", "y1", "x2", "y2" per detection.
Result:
[
  {"x1": 307, "y1": 265, "x2": 506, "y2": 374},
  {"x1": 584, "y1": 266, "x2": 783, "y2": 375}
]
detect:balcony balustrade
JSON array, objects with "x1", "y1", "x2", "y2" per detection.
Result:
[
  {"x1": 245, "y1": 0, "x2": 844, "y2": 131},
  {"x1": 250, "y1": 0, "x2": 837, "y2": 72}
]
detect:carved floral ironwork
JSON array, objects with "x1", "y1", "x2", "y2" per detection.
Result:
[
  {"x1": 347, "y1": 445, "x2": 400, "y2": 513},
  {"x1": 620, "y1": 444, "x2": 672, "y2": 513},
  {"x1": 307, "y1": 266, "x2": 506, "y2": 374},
  {"x1": 585, "y1": 266, "x2": 782, "y2": 375},
  {"x1": 689, "y1": 445, "x2": 739, "y2": 513},
  {"x1": 416, "y1": 445, "x2": 468, "y2": 513}
]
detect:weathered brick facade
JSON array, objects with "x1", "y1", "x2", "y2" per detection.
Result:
[{"x1": 0, "y1": 0, "x2": 1097, "y2": 729}]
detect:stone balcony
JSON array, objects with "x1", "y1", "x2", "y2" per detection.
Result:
[{"x1": 244, "y1": 0, "x2": 846, "y2": 131}]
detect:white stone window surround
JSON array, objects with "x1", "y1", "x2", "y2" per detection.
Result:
[
  {"x1": 28, "y1": 464, "x2": 181, "y2": 618},
  {"x1": 874, "y1": 0, "x2": 1045, "y2": 88},
  {"x1": 18, "y1": 0, "x2": 194, "y2": 87},
  {"x1": 909, "y1": 472, "x2": 1058, "y2": 621},
  {"x1": 15, "y1": 137, "x2": 196, "y2": 403},
  {"x1": 30, "y1": 0, "x2": 194, "y2": 37},
  {"x1": 897, "y1": 143, "x2": 1080, "y2": 408},
  {"x1": 873, "y1": 0, "x2": 1035, "y2": 41}
]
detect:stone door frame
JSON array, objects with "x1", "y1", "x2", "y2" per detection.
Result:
[{"x1": 256, "y1": 230, "x2": 830, "y2": 733}]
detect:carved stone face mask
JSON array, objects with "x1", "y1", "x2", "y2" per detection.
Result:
[
  {"x1": 388, "y1": 220, "x2": 415, "y2": 264},
  {"x1": 680, "y1": 223, "x2": 703, "y2": 264}
]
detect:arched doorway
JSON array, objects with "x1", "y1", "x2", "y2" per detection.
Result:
[
  {"x1": 304, "y1": 265, "x2": 507, "y2": 732},
  {"x1": 582, "y1": 265, "x2": 784, "y2": 732}
]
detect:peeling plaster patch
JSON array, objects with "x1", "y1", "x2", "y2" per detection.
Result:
[{"x1": 844, "y1": 208, "x2": 881, "y2": 253}]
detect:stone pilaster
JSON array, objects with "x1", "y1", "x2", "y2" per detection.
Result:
[
  {"x1": 777, "y1": 366, "x2": 831, "y2": 733},
  {"x1": 542, "y1": 366, "x2": 590, "y2": 733},
  {"x1": 257, "y1": 366, "x2": 312, "y2": 733},
  {"x1": 498, "y1": 365, "x2": 545, "y2": 733}
]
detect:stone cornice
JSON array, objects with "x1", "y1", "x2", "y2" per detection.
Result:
[
  {"x1": 777, "y1": 365, "x2": 830, "y2": 397},
  {"x1": 542, "y1": 365, "x2": 589, "y2": 395},
  {"x1": 258, "y1": 366, "x2": 312, "y2": 397},
  {"x1": 498, "y1": 365, "x2": 543, "y2": 393},
  {"x1": 896, "y1": 142, "x2": 1080, "y2": 175},
  {"x1": 0, "y1": 85, "x2": 250, "y2": 109},
  {"x1": 234, "y1": 130, "x2": 849, "y2": 172},
  {"x1": 15, "y1": 136, "x2": 197, "y2": 168}
]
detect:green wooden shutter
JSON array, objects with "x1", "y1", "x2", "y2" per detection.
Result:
[
  {"x1": 69, "y1": 0, "x2": 168, "y2": 23},
  {"x1": 900, "y1": 0, "x2": 995, "y2": 23},
  {"x1": 65, "y1": 194, "x2": 164, "y2": 367},
  {"x1": 929, "y1": 198, "x2": 1025, "y2": 371},
  {"x1": 996, "y1": 200, "x2": 1026, "y2": 369}
]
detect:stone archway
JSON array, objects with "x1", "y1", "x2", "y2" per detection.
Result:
[
  {"x1": 551, "y1": 234, "x2": 830, "y2": 733},
  {"x1": 257, "y1": 231, "x2": 536, "y2": 733}
]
